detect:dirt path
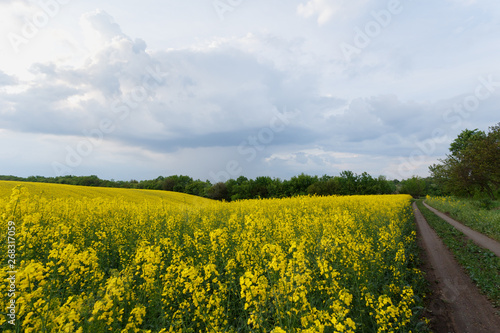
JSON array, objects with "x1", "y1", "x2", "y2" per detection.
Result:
[
  {"x1": 413, "y1": 202, "x2": 500, "y2": 333},
  {"x1": 423, "y1": 201, "x2": 500, "y2": 257}
]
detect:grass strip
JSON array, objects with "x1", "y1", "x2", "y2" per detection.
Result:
[
  {"x1": 417, "y1": 200, "x2": 500, "y2": 307},
  {"x1": 425, "y1": 196, "x2": 500, "y2": 242}
]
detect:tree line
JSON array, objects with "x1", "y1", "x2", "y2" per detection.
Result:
[
  {"x1": 9, "y1": 120, "x2": 497, "y2": 202},
  {"x1": 0, "y1": 172, "x2": 438, "y2": 201}
]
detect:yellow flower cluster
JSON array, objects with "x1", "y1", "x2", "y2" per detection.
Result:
[{"x1": 0, "y1": 182, "x2": 423, "y2": 332}]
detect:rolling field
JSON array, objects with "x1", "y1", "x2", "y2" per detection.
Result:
[
  {"x1": 0, "y1": 182, "x2": 426, "y2": 332},
  {"x1": 0, "y1": 181, "x2": 211, "y2": 206}
]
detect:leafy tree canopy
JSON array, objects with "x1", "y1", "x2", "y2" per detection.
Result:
[{"x1": 430, "y1": 123, "x2": 500, "y2": 199}]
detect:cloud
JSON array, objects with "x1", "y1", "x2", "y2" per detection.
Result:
[
  {"x1": 1, "y1": 5, "x2": 499, "y2": 180},
  {"x1": 0, "y1": 10, "x2": 164, "y2": 135},
  {"x1": 297, "y1": 0, "x2": 338, "y2": 25},
  {"x1": 0, "y1": 10, "x2": 323, "y2": 166},
  {"x1": 297, "y1": 0, "x2": 370, "y2": 24},
  {"x1": 0, "y1": 71, "x2": 17, "y2": 86},
  {"x1": 80, "y1": 10, "x2": 127, "y2": 52}
]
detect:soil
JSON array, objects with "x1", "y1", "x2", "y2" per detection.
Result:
[
  {"x1": 423, "y1": 202, "x2": 500, "y2": 257},
  {"x1": 413, "y1": 202, "x2": 500, "y2": 333}
]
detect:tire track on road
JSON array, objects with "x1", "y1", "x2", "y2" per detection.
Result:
[
  {"x1": 413, "y1": 202, "x2": 500, "y2": 333},
  {"x1": 423, "y1": 201, "x2": 500, "y2": 257}
]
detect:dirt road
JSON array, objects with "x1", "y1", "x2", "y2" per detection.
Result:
[
  {"x1": 423, "y1": 201, "x2": 500, "y2": 257},
  {"x1": 413, "y1": 202, "x2": 500, "y2": 333}
]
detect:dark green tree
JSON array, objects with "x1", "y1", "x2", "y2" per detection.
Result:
[
  {"x1": 429, "y1": 123, "x2": 500, "y2": 199},
  {"x1": 208, "y1": 182, "x2": 230, "y2": 201},
  {"x1": 283, "y1": 173, "x2": 318, "y2": 196},
  {"x1": 185, "y1": 180, "x2": 211, "y2": 197},
  {"x1": 400, "y1": 176, "x2": 427, "y2": 198},
  {"x1": 162, "y1": 175, "x2": 193, "y2": 192}
]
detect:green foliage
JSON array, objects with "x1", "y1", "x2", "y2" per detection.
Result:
[
  {"x1": 306, "y1": 173, "x2": 395, "y2": 196},
  {"x1": 430, "y1": 123, "x2": 500, "y2": 199},
  {"x1": 1, "y1": 171, "x2": 401, "y2": 202},
  {"x1": 185, "y1": 180, "x2": 211, "y2": 197},
  {"x1": 284, "y1": 173, "x2": 318, "y2": 196},
  {"x1": 162, "y1": 175, "x2": 193, "y2": 192},
  {"x1": 449, "y1": 128, "x2": 485, "y2": 156},
  {"x1": 475, "y1": 198, "x2": 494, "y2": 210},
  {"x1": 207, "y1": 182, "x2": 229, "y2": 201},
  {"x1": 400, "y1": 176, "x2": 427, "y2": 198}
]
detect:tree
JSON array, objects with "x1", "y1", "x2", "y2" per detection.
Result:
[
  {"x1": 162, "y1": 175, "x2": 193, "y2": 192},
  {"x1": 306, "y1": 175, "x2": 344, "y2": 196},
  {"x1": 283, "y1": 173, "x2": 318, "y2": 196},
  {"x1": 162, "y1": 177, "x2": 175, "y2": 191},
  {"x1": 339, "y1": 171, "x2": 358, "y2": 195},
  {"x1": 250, "y1": 176, "x2": 273, "y2": 198},
  {"x1": 375, "y1": 175, "x2": 396, "y2": 194},
  {"x1": 267, "y1": 178, "x2": 284, "y2": 198},
  {"x1": 208, "y1": 182, "x2": 230, "y2": 201},
  {"x1": 357, "y1": 172, "x2": 376, "y2": 195},
  {"x1": 400, "y1": 176, "x2": 427, "y2": 198},
  {"x1": 226, "y1": 176, "x2": 250, "y2": 201},
  {"x1": 185, "y1": 180, "x2": 210, "y2": 197},
  {"x1": 449, "y1": 129, "x2": 485, "y2": 156},
  {"x1": 77, "y1": 175, "x2": 102, "y2": 187},
  {"x1": 429, "y1": 123, "x2": 500, "y2": 199},
  {"x1": 306, "y1": 182, "x2": 328, "y2": 196},
  {"x1": 460, "y1": 125, "x2": 500, "y2": 198}
]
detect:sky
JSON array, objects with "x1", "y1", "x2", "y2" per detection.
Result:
[{"x1": 0, "y1": 0, "x2": 499, "y2": 182}]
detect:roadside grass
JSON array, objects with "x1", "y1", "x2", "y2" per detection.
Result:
[
  {"x1": 425, "y1": 196, "x2": 500, "y2": 242},
  {"x1": 416, "y1": 200, "x2": 500, "y2": 307}
]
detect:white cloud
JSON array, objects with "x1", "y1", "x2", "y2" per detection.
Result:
[
  {"x1": 297, "y1": 0, "x2": 370, "y2": 24},
  {"x1": 1, "y1": 3, "x2": 499, "y2": 180},
  {"x1": 297, "y1": 0, "x2": 338, "y2": 25},
  {"x1": 80, "y1": 9, "x2": 127, "y2": 53}
]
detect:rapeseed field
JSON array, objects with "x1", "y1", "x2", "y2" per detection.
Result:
[
  {"x1": 0, "y1": 181, "x2": 210, "y2": 206},
  {"x1": 1, "y1": 182, "x2": 425, "y2": 332}
]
